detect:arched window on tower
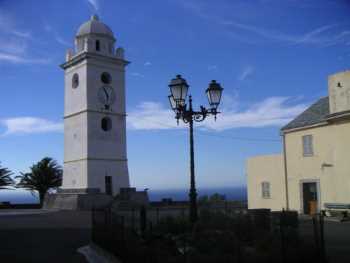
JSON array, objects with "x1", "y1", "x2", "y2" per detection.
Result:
[
  {"x1": 96, "y1": 40, "x2": 100, "y2": 51},
  {"x1": 101, "y1": 117, "x2": 112, "y2": 131}
]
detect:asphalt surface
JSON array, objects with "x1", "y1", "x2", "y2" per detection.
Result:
[
  {"x1": 0, "y1": 210, "x2": 91, "y2": 263},
  {"x1": 299, "y1": 217, "x2": 350, "y2": 263}
]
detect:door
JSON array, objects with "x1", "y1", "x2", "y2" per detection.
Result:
[
  {"x1": 302, "y1": 182, "x2": 318, "y2": 214},
  {"x1": 105, "y1": 176, "x2": 113, "y2": 196}
]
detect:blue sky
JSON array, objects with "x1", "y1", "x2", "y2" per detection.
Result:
[{"x1": 0, "y1": 0, "x2": 350, "y2": 192}]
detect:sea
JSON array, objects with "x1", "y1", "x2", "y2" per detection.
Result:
[{"x1": 0, "y1": 186, "x2": 247, "y2": 204}]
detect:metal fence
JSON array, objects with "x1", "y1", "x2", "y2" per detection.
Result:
[{"x1": 91, "y1": 207, "x2": 328, "y2": 263}]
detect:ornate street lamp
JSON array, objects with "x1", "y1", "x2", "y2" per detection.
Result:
[{"x1": 168, "y1": 75, "x2": 223, "y2": 224}]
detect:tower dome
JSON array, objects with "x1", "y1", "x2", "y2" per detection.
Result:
[
  {"x1": 74, "y1": 15, "x2": 117, "y2": 56},
  {"x1": 76, "y1": 15, "x2": 114, "y2": 39}
]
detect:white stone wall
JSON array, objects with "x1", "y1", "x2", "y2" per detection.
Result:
[
  {"x1": 75, "y1": 35, "x2": 116, "y2": 57},
  {"x1": 62, "y1": 160, "x2": 88, "y2": 189},
  {"x1": 64, "y1": 113, "x2": 88, "y2": 161},
  {"x1": 62, "y1": 31, "x2": 130, "y2": 194},
  {"x1": 64, "y1": 65, "x2": 88, "y2": 116},
  {"x1": 85, "y1": 59, "x2": 126, "y2": 114},
  {"x1": 87, "y1": 160, "x2": 129, "y2": 195},
  {"x1": 87, "y1": 113, "x2": 126, "y2": 159}
]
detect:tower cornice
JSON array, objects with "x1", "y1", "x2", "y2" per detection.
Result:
[
  {"x1": 64, "y1": 109, "x2": 127, "y2": 119},
  {"x1": 60, "y1": 52, "x2": 130, "y2": 70}
]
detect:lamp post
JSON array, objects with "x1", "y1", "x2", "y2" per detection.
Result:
[{"x1": 168, "y1": 75, "x2": 223, "y2": 224}]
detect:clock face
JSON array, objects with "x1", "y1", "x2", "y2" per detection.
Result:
[{"x1": 98, "y1": 86, "x2": 115, "y2": 106}]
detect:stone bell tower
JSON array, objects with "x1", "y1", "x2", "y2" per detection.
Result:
[
  {"x1": 328, "y1": 70, "x2": 350, "y2": 115},
  {"x1": 45, "y1": 15, "x2": 130, "y2": 210}
]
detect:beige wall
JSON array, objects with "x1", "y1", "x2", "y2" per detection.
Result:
[
  {"x1": 247, "y1": 70, "x2": 350, "y2": 213},
  {"x1": 285, "y1": 121, "x2": 350, "y2": 213},
  {"x1": 246, "y1": 154, "x2": 286, "y2": 211},
  {"x1": 328, "y1": 70, "x2": 350, "y2": 114}
]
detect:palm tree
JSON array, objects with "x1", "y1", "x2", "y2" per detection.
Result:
[
  {"x1": 0, "y1": 163, "x2": 14, "y2": 189},
  {"x1": 17, "y1": 157, "x2": 62, "y2": 206}
]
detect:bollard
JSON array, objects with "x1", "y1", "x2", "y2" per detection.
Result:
[
  {"x1": 132, "y1": 207, "x2": 135, "y2": 231},
  {"x1": 312, "y1": 215, "x2": 320, "y2": 260},
  {"x1": 319, "y1": 211, "x2": 327, "y2": 263},
  {"x1": 156, "y1": 207, "x2": 159, "y2": 225},
  {"x1": 140, "y1": 205, "x2": 147, "y2": 237},
  {"x1": 280, "y1": 209, "x2": 287, "y2": 263}
]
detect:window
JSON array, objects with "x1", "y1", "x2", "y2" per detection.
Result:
[
  {"x1": 77, "y1": 39, "x2": 83, "y2": 52},
  {"x1": 96, "y1": 40, "x2": 100, "y2": 51},
  {"x1": 101, "y1": 117, "x2": 112, "y2": 131},
  {"x1": 302, "y1": 135, "x2": 313, "y2": 156},
  {"x1": 261, "y1": 182, "x2": 270, "y2": 199},
  {"x1": 101, "y1": 72, "x2": 112, "y2": 84},
  {"x1": 72, "y1": 73, "x2": 79, "y2": 89},
  {"x1": 108, "y1": 43, "x2": 113, "y2": 53}
]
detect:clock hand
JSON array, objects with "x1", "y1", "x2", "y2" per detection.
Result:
[{"x1": 103, "y1": 87, "x2": 109, "y2": 101}]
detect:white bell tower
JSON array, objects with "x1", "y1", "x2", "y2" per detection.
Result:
[{"x1": 58, "y1": 15, "x2": 130, "y2": 205}]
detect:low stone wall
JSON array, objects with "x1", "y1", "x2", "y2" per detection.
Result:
[{"x1": 44, "y1": 193, "x2": 112, "y2": 210}]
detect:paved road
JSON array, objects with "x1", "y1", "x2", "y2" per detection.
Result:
[
  {"x1": 0, "y1": 210, "x2": 91, "y2": 263},
  {"x1": 299, "y1": 218, "x2": 350, "y2": 263}
]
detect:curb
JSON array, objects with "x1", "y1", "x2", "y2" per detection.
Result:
[{"x1": 78, "y1": 243, "x2": 121, "y2": 263}]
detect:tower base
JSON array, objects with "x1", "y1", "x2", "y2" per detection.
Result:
[{"x1": 43, "y1": 189, "x2": 113, "y2": 210}]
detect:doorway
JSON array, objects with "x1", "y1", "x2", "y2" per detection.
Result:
[
  {"x1": 302, "y1": 182, "x2": 318, "y2": 214},
  {"x1": 105, "y1": 176, "x2": 113, "y2": 196}
]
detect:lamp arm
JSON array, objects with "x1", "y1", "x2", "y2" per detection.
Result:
[
  {"x1": 193, "y1": 107, "x2": 207, "y2": 123},
  {"x1": 173, "y1": 99, "x2": 222, "y2": 124},
  {"x1": 193, "y1": 113, "x2": 206, "y2": 122},
  {"x1": 182, "y1": 116, "x2": 190, "y2": 124}
]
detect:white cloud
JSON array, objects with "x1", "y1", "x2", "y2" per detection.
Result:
[
  {"x1": 43, "y1": 22, "x2": 71, "y2": 46},
  {"x1": 208, "y1": 65, "x2": 218, "y2": 71},
  {"x1": 0, "y1": 11, "x2": 48, "y2": 65},
  {"x1": 128, "y1": 102, "x2": 182, "y2": 130},
  {"x1": 238, "y1": 66, "x2": 254, "y2": 81},
  {"x1": 0, "y1": 10, "x2": 32, "y2": 38},
  {"x1": 131, "y1": 72, "x2": 145, "y2": 78},
  {"x1": 87, "y1": 0, "x2": 99, "y2": 11},
  {"x1": 0, "y1": 52, "x2": 50, "y2": 64},
  {"x1": 0, "y1": 12, "x2": 31, "y2": 39},
  {"x1": 0, "y1": 97, "x2": 305, "y2": 135},
  {"x1": 44, "y1": 23, "x2": 52, "y2": 32},
  {"x1": 222, "y1": 20, "x2": 346, "y2": 46},
  {"x1": 1, "y1": 117, "x2": 63, "y2": 136},
  {"x1": 144, "y1": 61, "x2": 152, "y2": 66},
  {"x1": 12, "y1": 30, "x2": 31, "y2": 39},
  {"x1": 0, "y1": 37, "x2": 27, "y2": 54},
  {"x1": 127, "y1": 96, "x2": 307, "y2": 131},
  {"x1": 178, "y1": 1, "x2": 350, "y2": 47},
  {"x1": 55, "y1": 35, "x2": 71, "y2": 46},
  {"x1": 203, "y1": 97, "x2": 306, "y2": 131}
]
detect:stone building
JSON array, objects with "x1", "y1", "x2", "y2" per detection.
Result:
[
  {"x1": 247, "y1": 70, "x2": 350, "y2": 214},
  {"x1": 45, "y1": 15, "x2": 131, "y2": 209}
]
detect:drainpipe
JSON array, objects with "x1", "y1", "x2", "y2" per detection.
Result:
[{"x1": 282, "y1": 132, "x2": 290, "y2": 210}]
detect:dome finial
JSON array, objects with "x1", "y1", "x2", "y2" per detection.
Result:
[{"x1": 91, "y1": 14, "x2": 99, "y2": 21}]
